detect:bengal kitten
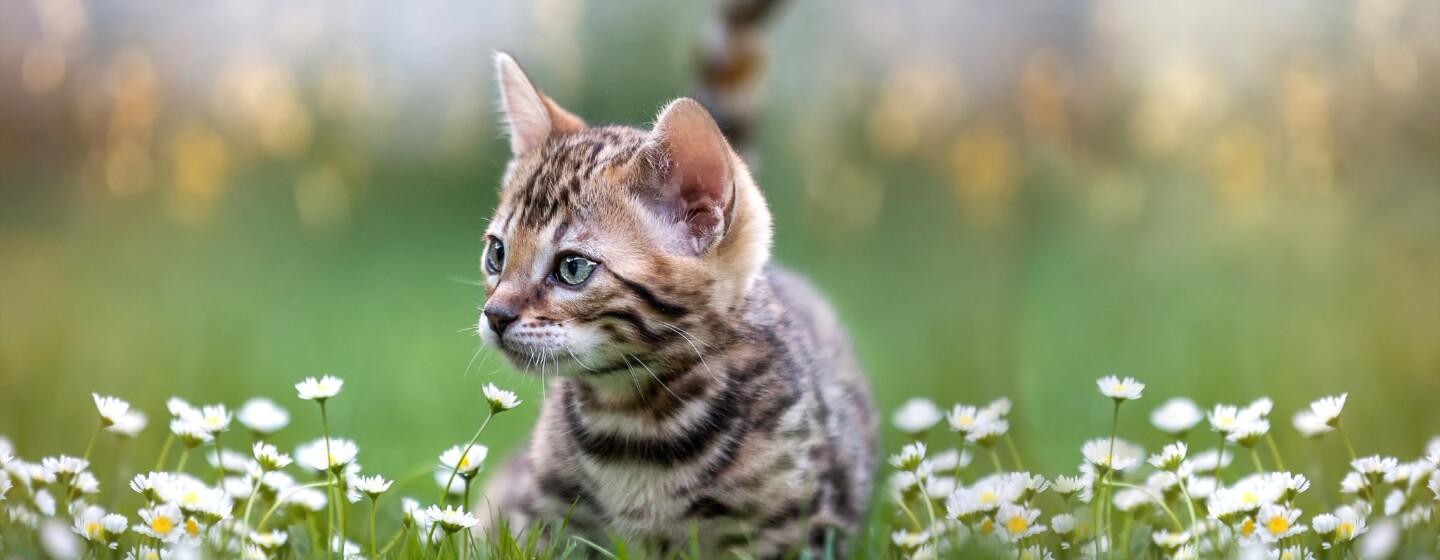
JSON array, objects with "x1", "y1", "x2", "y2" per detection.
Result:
[{"x1": 477, "y1": 53, "x2": 877, "y2": 559}]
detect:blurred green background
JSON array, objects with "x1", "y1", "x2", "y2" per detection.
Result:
[{"x1": 1, "y1": 0, "x2": 1438, "y2": 505}]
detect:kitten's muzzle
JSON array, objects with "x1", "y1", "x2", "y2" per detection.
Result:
[{"x1": 484, "y1": 305, "x2": 519, "y2": 335}]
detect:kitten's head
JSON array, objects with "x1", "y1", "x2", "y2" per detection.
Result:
[{"x1": 477, "y1": 53, "x2": 772, "y2": 378}]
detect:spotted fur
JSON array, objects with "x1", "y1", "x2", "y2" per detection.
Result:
[{"x1": 477, "y1": 53, "x2": 876, "y2": 559}]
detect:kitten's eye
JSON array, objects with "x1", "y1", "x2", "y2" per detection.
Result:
[
  {"x1": 484, "y1": 238, "x2": 506, "y2": 274},
  {"x1": 555, "y1": 255, "x2": 598, "y2": 286}
]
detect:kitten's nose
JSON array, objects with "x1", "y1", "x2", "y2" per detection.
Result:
[{"x1": 484, "y1": 306, "x2": 519, "y2": 335}]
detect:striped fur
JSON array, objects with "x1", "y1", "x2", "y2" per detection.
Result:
[{"x1": 478, "y1": 54, "x2": 876, "y2": 559}]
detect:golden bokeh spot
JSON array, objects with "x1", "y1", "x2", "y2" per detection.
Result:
[
  {"x1": 1130, "y1": 61, "x2": 1227, "y2": 156},
  {"x1": 1209, "y1": 121, "x2": 1270, "y2": 224},
  {"x1": 947, "y1": 123, "x2": 1018, "y2": 227},
  {"x1": 866, "y1": 61, "x2": 964, "y2": 159},
  {"x1": 1018, "y1": 48, "x2": 1070, "y2": 141},
  {"x1": 294, "y1": 164, "x2": 351, "y2": 231},
  {"x1": 168, "y1": 119, "x2": 231, "y2": 226}
]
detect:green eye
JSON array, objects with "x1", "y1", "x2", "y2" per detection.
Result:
[
  {"x1": 556, "y1": 255, "x2": 598, "y2": 286},
  {"x1": 484, "y1": 239, "x2": 505, "y2": 274}
]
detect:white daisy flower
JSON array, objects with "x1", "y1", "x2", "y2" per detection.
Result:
[
  {"x1": 965, "y1": 418, "x2": 1009, "y2": 448},
  {"x1": 129, "y1": 472, "x2": 177, "y2": 503},
  {"x1": 1050, "y1": 513, "x2": 1077, "y2": 536},
  {"x1": 891, "y1": 398, "x2": 943, "y2": 434},
  {"x1": 439, "y1": 444, "x2": 489, "y2": 477},
  {"x1": 1184, "y1": 447, "x2": 1235, "y2": 475},
  {"x1": 890, "y1": 528, "x2": 931, "y2": 551},
  {"x1": 34, "y1": 487, "x2": 57, "y2": 515},
  {"x1": 167, "y1": 397, "x2": 198, "y2": 418},
  {"x1": 1266, "y1": 472, "x2": 1311, "y2": 501},
  {"x1": 134, "y1": 504, "x2": 183, "y2": 543},
  {"x1": 237, "y1": 398, "x2": 290, "y2": 435},
  {"x1": 1052, "y1": 474, "x2": 1091, "y2": 498},
  {"x1": 1308, "y1": 393, "x2": 1347, "y2": 427},
  {"x1": 71, "y1": 472, "x2": 100, "y2": 495},
  {"x1": 426, "y1": 505, "x2": 479, "y2": 533},
  {"x1": 1152, "y1": 530, "x2": 1191, "y2": 550},
  {"x1": 250, "y1": 529, "x2": 288, "y2": 551},
  {"x1": 1271, "y1": 545, "x2": 1315, "y2": 560},
  {"x1": 946, "y1": 404, "x2": 984, "y2": 434},
  {"x1": 72, "y1": 506, "x2": 127, "y2": 548},
  {"x1": 927, "y1": 447, "x2": 972, "y2": 471},
  {"x1": 188, "y1": 405, "x2": 232, "y2": 435},
  {"x1": 157, "y1": 478, "x2": 225, "y2": 515},
  {"x1": 482, "y1": 383, "x2": 522, "y2": 413},
  {"x1": 432, "y1": 468, "x2": 467, "y2": 496},
  {"x1": 126, "y1": 545, "x2": 165, "y2": 560},
  {"x1": 1017, "y1": 545, "x2": 1053, "y2": 560},
  {"x1": 1149, "y1": 442, "x2": 1188, "y2": 471},
  {"x1": 1150, "y1": 398, "x2": 1204, "y2": 435},
  {"x1": 259, "y1": 470, "x2": 296, "y2": 495},
  {"x1": 295, "y1": 375, "x2": 344, "y2": 402},
  {"x1": 1351, "y1": 456, "x2": 1397, "y2": 477},
  {"x1": 222, "y1": 476, "x2": 255, "y2": 500},
  {"x1": 352, "y1": 474, "x2": 392, "y2": 499},
  {"x1": 251, "y1": 442, "x2": 292, "y2": 471},
  {"x1": 107, "y1": 411, "x2": 148, "y2": 438},
  {"x1": 983, "y1": 397, "x2": 1013, "y2": 417},
  {"x1": 328, "y1": 536, "x2": 362, "y2": 559},
  {"x1": 296, "y1": 438, "x2": 359, "y2": 473},
  {"x1": 42, "y1": 455, "x2": 89, "y2": 477},
  {"x1": 1243, "y1": 397, "x2": 1274, "y2": 418},
  {"x1": 1096, "y1": 376, "x2": 1145, "y2": 401},
  {"x1": 1256, "y1": 504, "x2": 1305, "y2": 543},
  {"x1": 1314, "y1": 505, "x2": 1368, "y2": 548},
  {"x1": 1292, "y1": 410, "x2": 1333, "y2": 438},
  {"x1": 92, "y1": 394, "x2": 131, "y2": 427},
  {"x1": 1208, "y1": 404, "x2": 1244, "y2": 434},
  {"x1": 996, "y1": 503, "x2": 1046, "y2": 542},
  {"x1": 1112, "y1": 488, "x2": 1152, "y2": 512},
  {"x1": 1355, "y1": 518, "x2": 1398, "y2": 560},
  {"x1": 0, "y1": 474, "x2": 11, "y2": 501},
  {"x1": 401, "y1": 497, "x2": 427, "y2": 527},
  {"x1": 1082, "y1": 438, "x2": 1142, "y2": 472},
  {"x1": 1340, "y1": 471, "x2": 1368, "y2": 495},
  {"x1": 1227, "y1": 418, "x2": 1271, "y2": 447},
  {"x1": 169, "y1": 419, "x2": 214, "y2": 448},
  {"x1": 1429, "y1": 476, "x2": 1439, "y2": 501}
]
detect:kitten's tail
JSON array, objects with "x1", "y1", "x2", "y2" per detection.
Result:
[{"x1": 696, "y1": 0, "x2": 787, "y2": 157}]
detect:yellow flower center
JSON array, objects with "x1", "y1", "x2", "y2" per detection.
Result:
[
  {"x1": 1241, "y1": 518, "x2": 1256, "y2": 537},
  {"x1": 980, "y1": 518, "x2": 994, "y2": 535},
  {"x1": 1338, "y1": 523, "x2": 1356, "y2": 539},
  {"x1": 151, "y1": 517, "x2": 174, "y2": 535},
  {"x1": 459, "y1": 457, "x2": 471, "y2": 469},
  {"x1": 1007, "y1": 516, "x2": 1029, "y2": 534},
  {"x1": 960, "y1": 416, "x2": 974, "y2": 427},
  {"x1": 185, "y1": 518, "x2": 200, "y2": 537},
  {"x1": 979, "y1": 491, "x2": 998, "y2": 505},
  {"x1": 1241, "y1": 492, "x2": 1259, "y2": 506},
  {"x1": 1267, "y1": 515, "x2": 1290, "y2": 535},
  {"x1": 182, "y1": 491, "x2": 200, "y2": 506},
  {"x1": 85, "y1": 523, "x2": 102, "y2": 538}
]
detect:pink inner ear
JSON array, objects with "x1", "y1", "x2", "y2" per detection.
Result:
[{"x1": 650, "y1": 99, "x2": 735, "y2": 253}]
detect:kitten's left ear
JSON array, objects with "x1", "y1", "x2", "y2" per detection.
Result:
[
  {"x1": 639, "y1": 98, "x2": 736, "y2": 255},
  {"x1": 495, "y1": 52, "x2": 585, "y2": 155}
]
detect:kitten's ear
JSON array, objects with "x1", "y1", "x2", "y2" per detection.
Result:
[
  {"x1": 494, "y1": 53, "x2": 585, "y2": 155},
  {"x1": 639, "y1": 98, "x2": 736, "y2": 255}
]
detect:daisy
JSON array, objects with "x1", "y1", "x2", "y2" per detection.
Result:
[
  {"x1": 0, "y1": 475, "x2": 11, "y2": 501},
  {"x1": 401, "y1": 498, "x2": 427, "y2": 527},
  {"x1": 1351, "y1": 455, "x2": 1397, "y2": 477},
  {"x1": 1227, "y1": 418, "x2": 1271, "y2": 447},
  {"x1": 890, "y1": 528, "x2": 931, "y2": 552},
  {"x1": 237, "y1": 398, "x2": 290, "y2": 435},
  {"x1": 72, "y1": 506, "x2": 127, "y2": 548},
  {"x1": 1016, "y1": 545, "x2": 1054, "y2": 560},
  {"x1": 983, "y1": 397, "x2": 1013, "y2": 417},
  {"x1": 1082, "y1": 438, "x2": 1142, "y2": 473},
  {"x1": 1429, "y1": 476, "x2": 1439, "y2": 500},
  {"x1": 1050, "y1": 513, "x2": 1077, "y2": 537},
  {"x1": 1256, "y1": 504, "x2": 1305, "y2": 543},
  {"x1": 1309, "y1": 393, "x2": 1347, "y2": 427},
  {"x1": 259, "y1": 470, "x2": 296, "y2": 495},
  {"x1": 1150, "y1": 398, "x2": 1203, "y2": 436},
  {"x1": 1339, "y1": 472, "x2": 1368, "y2": 495},
  {"x1": 946, "y1": 404, "x2": 985, "y2": 434},
  {"x1": 482, "y1": 383, "x2": 522, "y2": 413},
  {"x1": 108, "y1": 411, "x2": 148, "y2": 438},
  {"x1": 426, "y1": 505, "x2": 479, "y2": 533},
  {"x1": 34, "y1": 488, "x2": 57, "y2": 515},
  {"x1": 1149, "y1": 442, "x2": 1188, "y2": 471},
  {"x1": 126, "y1": 545, "x2": 165, "y2": 560},
  {"x1": 92, "y1": 394, "x2": 131, "y2": 427},
  {"x1": 1112, "y1": 488, "x2": 1152, "y2": 512},
  {"x1": 296, "y1": 375, "x2": 344, "y2": 402},
  {"x1": 1152, "y1": 530, "x2": 1190, "y2": 551},
  {"x1": 928, "y1": 447, "x2": 972, "y2": 471},
  {"x1": 190, "y1": 405, "x2": 232, "y2": 435},
  {"x1": 41, "y1": 456, "x2": 88, "y2": 484},
  {"x1": 296, "y1": 438, "x2": 360, "y2": 473},
  {"x1": 1292, "y1": 410, "x2": 1333, "y2": 438},
  {"x1": 1243, "y1": 397, "x2": 1274, "y2": 418},
  {"x1": 167, "y1": 397, "x2": 198, "y2": 418},
  {"x1": 170, "y1": 419, "x2": 214, "y2": 448},
  {"x1": 1096, "y1": 376, "x2": 1144, "y2": 401},
  {"x1": 351, "y1": 474, "x2": 392, "y2": 499},
  {"x1": 206, "y1": 448, "x2": 254, "y2": 475},
  {"x1": 439, "y1": 444, "x2": 490, "y2": 477},
  {"x1": 223, "y1": 476, "x2": 255, "y2": 500},
  {"x1": 965, "y1": 418, "x2": 1009, "y2": 448},
  {"x1": 1208, "y1": 404, "x2": 1243, "y2": 434},
  {"x1": 1185, "y1": 448, "x2": 1234, "y2": 474},
  {"x1": 1266, "y1": 472, "x2": 1311, "y2": 502},
  {"x1": 130, "y1": 472, "x2": 176, "y2": 503},
  {"x1": 891, "y1": 398, "x2": 943, "y2": 434},
  {"x1": 252, "y1": 442, "x2": 292, "y2": 471},
  {"x1": 1052, "y1": 474, "x2": 1090, "y2": 499},
  {"x1": 72, "y1": 472, "x2": 100, "y2": 494},
  {"x1": 994, "y1": 503, "x2": 1045, "y2": 541},
  {"x1": 284, "y1": 488, "x2": 328, "y2": 512},
  {"x1": 134, "y1": 504, "x2": 183, "y2": 543}
]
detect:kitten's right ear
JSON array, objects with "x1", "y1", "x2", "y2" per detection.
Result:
[{"x1": 494, "y1": 53, "x2": 585, "y2": 155}]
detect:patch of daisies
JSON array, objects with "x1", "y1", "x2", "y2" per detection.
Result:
[
  {"x1": 0, "y1": 376, "x2": 520, "y2": 559},
  {"x1": 887, "y1": 379, "x2": 1440, "y2": 559}
]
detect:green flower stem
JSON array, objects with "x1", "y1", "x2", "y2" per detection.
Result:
[
  {"x1": 989, "y1": 448, "x2": 1005, "y2": 473},
  {"x1": 82, "y1": 420, "x2": 104, "y2": 463},
  {"x1": 1264, "y1": 433, "x2": 1287, "y2": 471},
  {"x1": 1105, "y1": 400, "x2": 1121, "y2": 560},
  {"x1": 429, "y1": 408, "x2": 496, "y2": 544},
  {"x1": 319, "y1": 399, "x2": 335, "y2": 560},
  {"x1": 1336, "y1": 423, "x2": 1358, "y2": 462},
  {"x1": 369, "y1": 497, "x2": 379, "y2": 560},
  {"x1": 176, "y1": 449, "x2": 191, "y2": 473},
  {"x1": 1251, "y1": 448, "x2": 1266, "y2": 474},
  {"x1": 1176, "y1": 477, "x2": 1200, "y2": 530},
  {"x1": 211, "y1": 434, "x2": 225, "y2": 485},
  {"x1": 379, "y1": 525, "x2": 408, "y2": 556},
  {"x1": 953, "y1": 436, "x2": 967, "y2": 482},
  {"x1": 153, "y1": 433, "x2": 175, "y2": 472},
  {"x1": 1003, "y1": 433, "x2": 1026, "y2": 472},
  {"x1": 1215, "y1": 432, "x2": 1228, "y2": 485}
]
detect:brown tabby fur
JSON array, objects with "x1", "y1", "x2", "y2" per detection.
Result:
[{"x1": 477, "y1": 53, "x2": 877, "y2": 559}]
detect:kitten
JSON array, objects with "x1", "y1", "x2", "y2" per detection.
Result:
[{"x1": 477, "y1": 53, "x2": 877, "y2": 559}]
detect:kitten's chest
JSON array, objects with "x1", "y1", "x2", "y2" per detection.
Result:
[{"x1": 582, "y1": 461, "x2": 696, "y2": 535}]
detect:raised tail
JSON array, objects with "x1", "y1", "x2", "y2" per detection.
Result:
[{"x1": 695, "y1": 0, "x2": 787, "y2": 157}]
